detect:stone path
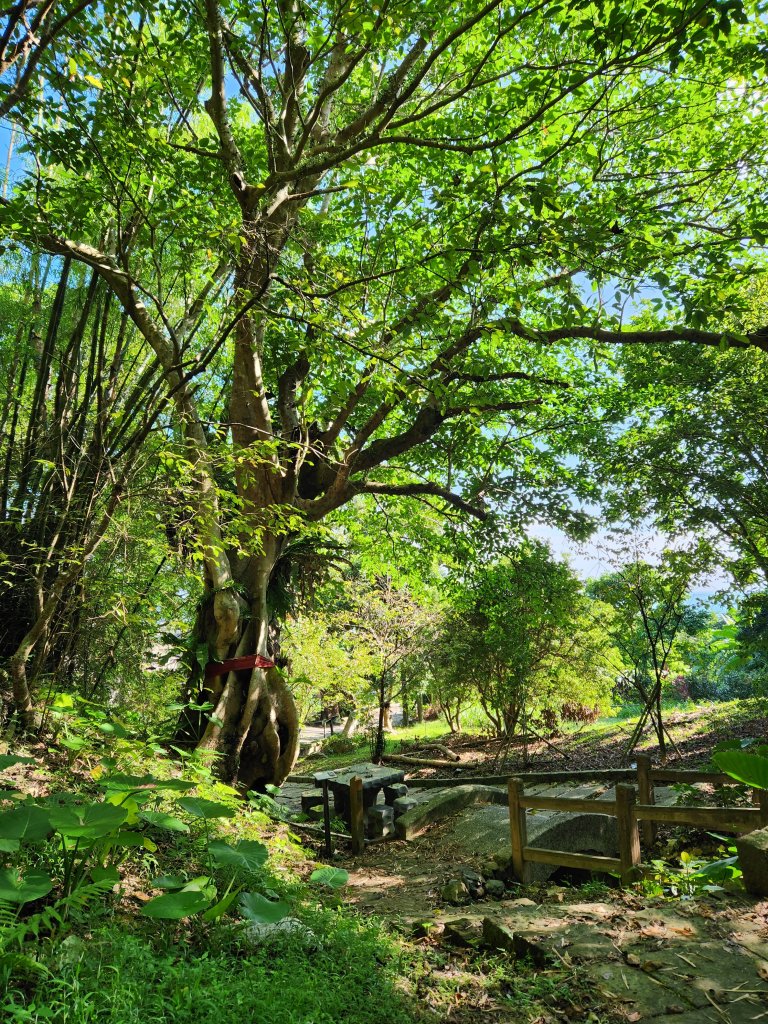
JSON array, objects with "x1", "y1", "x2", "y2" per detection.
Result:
[{"x1": 432, "y1": 899, "x2": 768, "y2": 1023}]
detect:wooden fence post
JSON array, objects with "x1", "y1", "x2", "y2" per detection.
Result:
[
  {"x1": 636, "y1": 754, "x2": 656, "y2": 847},
  {"x1": 321, "y1": 780, "x2": 332, "y2": 859},
  {"x1": 349, "y1": 776, "x2": 365, "y2": 855},
  {"x1": 507, "y1": 776, "x2": 528, "y2": 883},
  {"x1": 616, "y1": 783, "x2": 642, "y2": 886},
  {"x1": 756, "y1": 789, "x2": 768, "y2": 828}
]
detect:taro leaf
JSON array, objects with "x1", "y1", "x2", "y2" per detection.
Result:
[
  {"x1": 181, "y1": 876, "x2": 215, "y2": 897},
  {"x1": 209, "y1": 839, "x2": 268, "y2": 871},
  {"x1": 309, "y1": 867, "x2": 349, "y2": 889},
  {"x1": 139, "y1": 811, "x2": 190, "y2": 833},
  {"x1": 202, "y1": 886, "x2": 242, "y2": 922},
  {"x1": 176, "y1": 797, "x2": 235, "y2": 820},
  {"x1": 238, "y1": 891, "x2": 290, "y2": 925},
  {"x1": 712, "y1": 750, "x2": 768, "y2": 790},
  {"x1": 111, "y1": 831, "x2": 157, "y2": 853},
  {"x1": 0, "y1": 869, "x2": 53, "y2": 905},
  {"x1": 49, "y1": 802, "x2": 128, "y2": 839},
  {"x1": 151, "y1": 874, "x2": 186, "y2": 890},
  {"x1": 60, "y1": 737, "x2": 88, "y2": 752},
  {"x1": 0, "y1": 755, "x2": 35, "y2": 770},
  {"x1": 0, "y1": 804, "x2": 52, "y2": 843},
  {"x1": 91, "y1": 865, "x2": 120, "y2": 885},
  {"x1": 0, "y1": 838, "x2": 20, "y2": 852},
  {"x1": 102, "y1": 774, "x2": 193, "y2": 795},
  {"x1": 141, "y1": 889, "x2": 212, "y2": 919}
]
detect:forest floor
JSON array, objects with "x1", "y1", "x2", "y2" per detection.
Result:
[{"x1": 293, "y1": 698, "x2": 768, "y2": 1022}]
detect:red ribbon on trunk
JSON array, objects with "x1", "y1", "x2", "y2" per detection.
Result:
[{"x1": 204, "y1": 654, "x2": 275, "y2": 681}]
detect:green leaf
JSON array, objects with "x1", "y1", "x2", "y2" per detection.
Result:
[
  {"x1": 309, "y1": 867, "x2": 349, "y2": 889},
  {"x1": 0, "y1": 803, "x2": 51, "y2": 843},
  {"x1": 49, "y1": 803, "x2": 129, "y2": 839},
  {"x1": 712, "y1": 751, "x2": 768, "y2": 790},
  {"x1": 139, "y1": 811, "x2": 190, "y2": 833},
  {"x1": 0, "y1": 755, "x2": 35, "y2": 769},
  {"x1": 141, "y1": 890, "x2": 212, "y2": 919},
  {"x1": 176, "y1": 797, "x2": 235, "y2": 820},
  {"x1": 209, "y1": 839, "x2": 268, "y2": 872},
  {"x1": 238, "y1": 891, "x2": 290, "y2": 925},
  {"x1": 91, "y1": 866, "x2": 120, "y2": 885},
  {"x1": 201, "y1": 886, "x2": 242, "y2": 922},
  {"x1": 0, "y1": 869, "x2": 53, "y2": 905},
  {"x1": 151, "y1": 874, "x2": 186, "y2": 890}
]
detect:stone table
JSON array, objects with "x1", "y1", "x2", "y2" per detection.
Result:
[{"x1": 313, "y1": 762, "x2": 406, "y2": 825}]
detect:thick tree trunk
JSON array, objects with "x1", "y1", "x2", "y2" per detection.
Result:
[{"x1": 174, "y1": 543, "x2": 299, "y2": 790}]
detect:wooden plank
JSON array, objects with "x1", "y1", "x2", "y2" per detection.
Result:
[
  {"x1": 522, "y1": 847, "x2": 622, "y2": 872},
  {"x1": 649, "y1": 769, "x2": 732, "y2": 784},
  {"x1": 636, "y1": 754, "x2": 656, "y2": 847},
  {"x1": 407, "y1": 768, "x2": 636, "y2": 790},
  {"x1": 321, "y1": 780, "x2": 332, "y2": 860},
  {"x1": 349, "y1": 775, "x2": 365, "y2": 855},
  {"x1": 757, "y1": 790, "x2": 768, "y2": 827},
  {"x1": 520, "y1": 795, "x2": 617, "y2": 814},
  {"x1": 507, "y1": 777, "x2": 528, "y2": 883},
  {"x1": 616, "y1": 784, "x2": 642, "y2": 885},
  {"x1": 634, "y1": 803, "x2": 760, "y2": 829}
]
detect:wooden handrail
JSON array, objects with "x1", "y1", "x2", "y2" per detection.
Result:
[
  {"x1": 519, "y1": 794, "x2": 617, "y2": 814},
  {"x1": 633, "y1": 803, "x2": 759, "y2": 829},
  {"x1": 523, "y1": 848, "x2": 622, "y2": 872}
]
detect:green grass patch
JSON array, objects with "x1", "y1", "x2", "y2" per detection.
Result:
[{"x1": 3, "y1": 910, "x2": 420, "y2": 1024}]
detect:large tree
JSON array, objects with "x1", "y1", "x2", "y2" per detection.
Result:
[{"x1": 2, "y1": 0, "x2": 768, "y2": 786}]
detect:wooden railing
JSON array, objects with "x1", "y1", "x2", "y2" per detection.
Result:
[{"x1": 508, "y1": 765, "x2": 768, "y2": 885}]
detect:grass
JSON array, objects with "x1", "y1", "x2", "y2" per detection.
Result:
[{"x1": 3, "y1": 910, "x2": 420, "y2": 1024}]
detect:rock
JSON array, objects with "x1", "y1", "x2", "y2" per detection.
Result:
[
  {"x1": 411, "y1": 919, "x2": 445, "y2": 939},
  {"x1": 240, "y1": 918, "x2": 316, "y2": 948},
  {"x1": 485, "y1": 879, "x2": 506, "y2": 900},
  {"x1": 443, "y1": 917, "x2": 480, "y2": 947},
  {"x1": 366, "y1": 804, "x2": 395, "y2": 838},
  {"x1": 441, "y1": 879, "x2": 469, "y2": 904},
  {"x1": 306, "y1": 803, "x2": 325, "y2": 821},
  {"x1": 480, "y1": 859, "x2": 499, "y2": 879},
  {"x1": 394, "y1": 785, "x2": 508, "y2": 839},
  {"x1": 299, "y1": 741, "x2": 321, "y2": 758},
  {"x1": 392, "y1": 796, "x2": 418, "y2": 818},
  {"x1": 383, "y1": 783, "x2": 408, "y2": 805},
  {"x1": 481, "y1": 917, "x2": 517, "y2": 954},
  {"x1": 502, "y1": 898, "x2": 537, "y2": 908},
  {"x1": 300, "y1": 790, "x2": 322, "y2": 813},
  {"x1": 460, "y1": 867, "x2": 485, "y2": 898},
  {"x1": 735, "y1": 826, "x2": 768, "y2": 896}
]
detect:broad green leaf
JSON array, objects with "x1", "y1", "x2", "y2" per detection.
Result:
[
  {"x1": 151, "y1": 874, "x2": 186, "y2": 890},
  {"x1": 176, "y1": 797, "x2": 235, "y2": 820},
  {"x1": 0, "y1": 869, "x2": 53, "y2": 905},
  {"x1": 91, "y1": 866, "x2": 120, "y2": 884},
  {"x1": 139, "y1": 811, "x2": 190, "y2": 833},
  {"x1": 0, "y1": 804, "x2": 51, "y2": 843},
  {"x1": 309, "y1": 867, "x2": 349, "y2": 889},
  {"x1": 0, "y1": 755, "x2": 35, "y2": 769},
  {"x1": 209, "y1": 839, "x2": 268, "y2": 871},
  {"x1": 202, "y1": 886, "x2": 242, "y2": 922},
  {"x1": 238, "y1": 891, "x2": 290, "y2": 925},
  {"x1": 713, "y1": 751, "x2": 768, "y2": 790},
  {"x1": 49, "y1": 802, "x2": 128, "y2": 838},
  {"x1": 141, "y1": 890, "x2": 212, "y2": 919}
]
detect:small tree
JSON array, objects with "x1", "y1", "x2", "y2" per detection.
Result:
[
  {"x1": 589, "y1": 541, "x2": 711, "y2": 759},
  {"x1": 443, "y1": 543, "x2": 613, "y2": 745}
]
